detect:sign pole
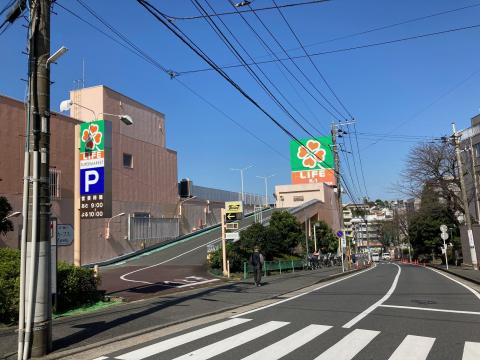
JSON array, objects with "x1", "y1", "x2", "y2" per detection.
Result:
[
  {"x1": 221, "y1": 208, "x2": 227, "y2": 276},
  {"x1": 74, "y1": 125, "x2": 81, "y2": 266}
]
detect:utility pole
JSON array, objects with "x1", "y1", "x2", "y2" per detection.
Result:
[
  {"x1": 469, "y1": 138, "x2": 480, "y2": 224},
  {"x1": 452, "y1": 123, "x2": 478, "y2": 270},
  {"x1": 221, "y1": 208, "x2": 227, "y2": 276},
  {"x1": 19, "y1": 1, "x2": 52, "y2": 358}
]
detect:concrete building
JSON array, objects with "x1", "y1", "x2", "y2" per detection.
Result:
[
  {"x1": 274, "y1": 183, "x2": 341, "y2": 233},
  {"x1": 0, "y1": 86, "x2": 179, "y2": 265}
]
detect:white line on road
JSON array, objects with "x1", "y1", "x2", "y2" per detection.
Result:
[
  {"x1": 380, "y1": 304, "x2": 480, "y2": 315},
  {"x1": 176, "y1": 279, "x2": 220, "y2": 288},
  {"x1": 231, "y1": 263, "x2": 376, "y2": 318},
  {"x1": 114, "y1": 317, "x2": 252, "y2": 360},
  {"x1": 343, "y1": 263, "x2": 401, "y2": 328},
  {"x1": 92, "y1": 357, "x2": 109, "y2": 360},
  {"x1": 387, "y1": 335, "x2": 435, "y2": 360},
  {"x1": 241, "y1": 324, "x2": 332, "y2": 360},
  {"x1": 463, "y1": 341, "x2": 480, "y2": 360},
  {"x1": 427, "y1": 267, "x2": 480, "y2": 301},
  {"x1": 314, "y1": 329, "x2": 380, "y2": 360},
  {"x1": 171, "y1": 321, "x2": 289, "y2": 360}
]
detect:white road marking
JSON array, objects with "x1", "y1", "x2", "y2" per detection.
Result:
[
  {"x1": 380, "y1": 304, "x2": 480, "y2": 315},
  {"x1": 427, "y1": 267, "x2": 480, "y2": 301},
  {"x1": 388, "y1": 335, "x2": 435, "y2": 360},
  {"x1": 114, "y1": 318, "x2": 251, "y2": 360},
  {"x1": 463, "y1": 341, "x2": 480, "y2": 360},
  {"x1": 119, "y1": 221, "x2": 264, "y2": 284},
  {"x1": 231, "y1": 263, "x2": 376, "y2": 318},
  {"x1": 176, "y1": 279, "x2": 220, "y2": 288},
  {"x1": 92, "y1": 357, "x2": 109, "y2": 360},
  {"x1": 241, "y1": 324, "x2": 331, "y2": 360},
  {"x1": 314, "y1": 329, "x2": 380, "y2": 360},
  {"x1": 343, "y1": 263, "x2": 401, "y2": 328},
  {"x1": 172, "y1": 321, "x2": 289, "y2": 360}
]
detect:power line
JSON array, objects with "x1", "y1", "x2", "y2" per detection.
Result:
[
  {"x1": 159, "y1": 0, "x2": 332, "y2": 20},
  {"x1": 352, "y1": 123, "x2": 369, "y2": 200},
  {"x1": 178, "y1": 22, "x2": 480, "y2": 75},
  {"x1": 192, "y1": 0, "x2": 324, "y2": 137}
]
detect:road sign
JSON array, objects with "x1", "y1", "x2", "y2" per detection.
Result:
[
  {"x1": 225, "y1": 222, "x2": 239, "y2": 230},
  {"x1": 441, "y1": 232, "x2": 449, "y2": 241},
  {"x1": 440, "y1": 224, "x2": 448, "y2": 233},
  {"x1": 225, "y1": 201, "x2": 243, "y2": 214},
  {"x1": 57, "y1": 224, "x2": 74, "y2": 246},
  {"x1": 337, "y1": 230, "x2": 343, "y2": 237},
  {"x1": 226, "y1": 232, "x2": 240, "y2": 241},
  {"x1": 226, "y1": 212, "x2": 241, "y2": 221},
  {"x1": 341, "y1": 238, "x2": 346, "y2": 247}
]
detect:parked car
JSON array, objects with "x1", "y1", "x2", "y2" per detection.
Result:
[
  {"x1": 371, "y1": 252, "x2": 380, "y2": 262},
  {"x1": 382, "y1": 253, "x2": 391, "y2": 261}
]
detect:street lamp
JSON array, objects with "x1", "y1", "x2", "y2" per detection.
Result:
[
  {"x1": 256, "y1": 174, "x2": 275, "y2": 207},
  {"x1": 1, "y1": 211, "x2": 21, "y2": 222},
  {"x1": 46, "y1": 46, "x2": 68, "y2": 66},
  {"x1": 231, "y1": 165, "x2": 253, "y2": 203},
  {"x1": 59, "y1": 101, "x2": 134, "y2": 125},
  {"x1": 105, "y1": 212, "x2": 125, "y2": 240}
]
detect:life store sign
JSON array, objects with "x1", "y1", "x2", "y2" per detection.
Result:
[{"x1": 79, "y1": 120, "x2": 112, "y2": 219}]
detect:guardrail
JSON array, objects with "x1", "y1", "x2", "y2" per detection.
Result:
[{"x1": 243, "y1": 259, "x2": 306, "y2": 279}]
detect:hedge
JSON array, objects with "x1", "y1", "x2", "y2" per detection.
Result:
[{"x1": 0, "y1": 248, "x2": 102, "y2": 324}]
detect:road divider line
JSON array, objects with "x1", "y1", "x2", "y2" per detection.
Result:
[
  {"x1": 242, "y1": 324, "x2": 332, "y2": 360},
  {"x1": 380, "y1": 304, "x2": 480, "y2": 315},
  {"x1": 463, "y1": 341, "x2": 480, "y2": 360},
  {"x1": 388, "y1": 335, "x2": 435, "y2": 360},
  {"x1": 171, "y1": 321, "x2": 289, "y2": 360},
  {"x1": 231, "y1": 263, "x2": 376, "y2": 318},
  {"x1": 343, "y1": 263, "x2": 401, "y2": 329},
  {"x1": 314, "y1": 329, "x2": 379, "y2": 360},
  {"x1": 427, "y1": 267, "x2": 480, "y2": 301},
  {"x1": 115, "y1": 317, "x2": 252, "y2": 360}
]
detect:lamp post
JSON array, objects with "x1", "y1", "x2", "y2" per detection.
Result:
[
  {"x1": 230, "y1": 165, "x2": 253, "y2": 203},
  {"x1": 105, "y1": 213, "x2": 125, "y2": 240},
  {"x1": 256, "y1": 174, "x2": 275, "y2": 207},
  {"x1": 2, "y1": 211, "x2": 21, "y2": 222}
]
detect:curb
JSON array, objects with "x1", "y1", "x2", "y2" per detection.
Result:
[
  {"x1": 427, "y1": 265, "x2": 480, "y2": 286},
  {"x1": 36, "y1": 266, "x2": 366, "y2": 360}
]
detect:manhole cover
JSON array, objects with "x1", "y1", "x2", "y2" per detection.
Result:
[{"x1": 411, "y1": 299, "x2": 437, "y2": 305}]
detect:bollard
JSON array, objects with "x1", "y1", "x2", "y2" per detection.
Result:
[
  {"x1": 291, "y1": 259, "x2": 294, "y2": 273},
  {"x1": 227, "y1": 260, "x2": 230, "y2": 278},
  {"x1": 243, "y1": 262, "x2": 247, "y2": 280}
]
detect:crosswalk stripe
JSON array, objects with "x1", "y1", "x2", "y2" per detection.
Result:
[
  {"x1": 388, "y1": 335, "x2": 435, "y2": 360},
  {"x1": 114, "y1": 318, "x2": 252, "y2": 360},
  {"x1": 242, "y1": 324, "x2": 332, "y2": 360},
  {"x1": 463, "y1": 341, "x2": 480, "y2": 360},
  {"x1": 314, "y1": 329, "x2": 380, "y2": 360},
  {"x1": 171, "y1": 321, "x2": 289, "y2": 360}
]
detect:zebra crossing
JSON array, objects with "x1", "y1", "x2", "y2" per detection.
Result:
[{"x1": 95, "y1": 317, "x2": 480, "y2": 360}]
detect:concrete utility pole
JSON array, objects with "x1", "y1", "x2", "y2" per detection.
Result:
[
  {"x1": 452, "y1": 123, "x2": 478, "y2": 270},
  {"x1": 19, "y1": 1, "x2": 52, "y2": 358}
]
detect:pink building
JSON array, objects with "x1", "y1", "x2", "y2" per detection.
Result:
[{"x1": 0, "y1": 85, "x2": 179, "y2": 265}]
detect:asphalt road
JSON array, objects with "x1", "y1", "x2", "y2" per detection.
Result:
[
  {"x1": 92, "y1": 263, "x2": 480, "y2": 360},
  {"x1": 99, "y1": 209, "x2": 276, "y2": 300}
]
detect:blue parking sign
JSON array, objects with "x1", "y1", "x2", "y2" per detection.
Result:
[{"x1": 80, "y1": 167, "x2": 105, "y2": 195}]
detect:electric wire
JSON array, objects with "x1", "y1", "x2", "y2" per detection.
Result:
[
  {"x1": 179, "y1": 22, "x2": 480, "y2": 75},
  {"x1": 192, "y1": 0, "x2": 324, "y2": 137},
  {"x1": 240, "y1": 0, "x2": 345, "y2": 120},
  {"x1": 136, "y1": 0, "x2": 361, "y2": 206},
  {"x1": 160, "y1": 0, "x2": 332, "y2": 20}
]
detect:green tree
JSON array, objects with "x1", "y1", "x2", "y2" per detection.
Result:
[
  {"x1": 0, "y1": 196, "x2": 14, "y2": 235},
  {"x1": 315, "y1": 221, "x2": 338, "y2": 253},
  {"x1": 268, "y1": 210, "x2": 303, "y2": 254}
]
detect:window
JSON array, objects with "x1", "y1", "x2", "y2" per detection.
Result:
[
  {"x1": 123, "y1": 153, "x2": 133, "y2": 168},
  {"x1": 293, "y1": 195, "x2": 304, "y2": 202},
  {"x1": 49, "y1": 168, "x2": 61, "y2": 199}
]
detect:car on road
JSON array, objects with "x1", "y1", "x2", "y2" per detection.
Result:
[
  {"x1": 371, "y1": 252, "x2": 380, "y2": 262},
  {"x1": 382, "y1": 252, "x2": 391, "y2": 261}
]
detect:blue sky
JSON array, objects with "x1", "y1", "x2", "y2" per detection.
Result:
[{"x1": 2, "y1": 0, "x2": 480, "y2": 202}]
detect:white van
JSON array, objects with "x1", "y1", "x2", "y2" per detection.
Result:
[
  {"x1": 371, "y1": 252, "x2": 380, "y2": 262},
  {"x1": 382, "y1": 252, "x2": 391, "y2": 261}
]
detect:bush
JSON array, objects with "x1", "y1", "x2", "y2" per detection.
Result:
[
  {"x1": 0, "y1": 248, "x2": 20, "y2": 324},
  {"x1": 56, "y1": 262, "x2": 102, "y2": 313}
]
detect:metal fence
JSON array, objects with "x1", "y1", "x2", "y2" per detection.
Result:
[{"x1": 128, "y1": 215, "x2": 179, "y2": 248}]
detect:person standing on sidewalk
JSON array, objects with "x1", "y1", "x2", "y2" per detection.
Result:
[{"x1": 249, "y1": 246, "x2": 264, "y2": 286}]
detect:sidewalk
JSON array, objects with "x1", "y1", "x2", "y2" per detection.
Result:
[
  {"x1": 429, "y1": 264, "x2": 480, "y2": 285},
  {"x1": 0, "y1": 266, "x2": 357, "y2": 359}
]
